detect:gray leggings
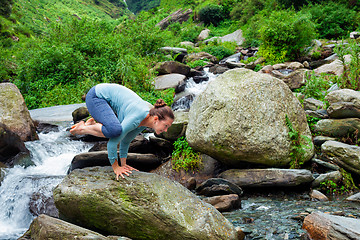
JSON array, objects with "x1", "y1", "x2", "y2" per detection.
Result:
[{"x1": 85, "y1": 86, "x2": 122, "y2": 138}]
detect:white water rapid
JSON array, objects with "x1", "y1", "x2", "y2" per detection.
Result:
[{"x1": 0, "y1": 124, "x2": 93, "y2": 239}]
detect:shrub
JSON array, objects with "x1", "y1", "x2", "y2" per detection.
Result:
[
  {"x1": 198, "y1": 4, "x2": 225, "y2": 26},
  {"x1": 257, "y1": 10, "x2": 316, "y2": 63},
  {"x1": 295, "y1": 72, "x2": 332, "y2": 101},
  {"x1": 202, "y1": 41, "x2": 236, "y2": 61},
  {"x1": 304, "y1": 2, "x2": 358, "y2": 39},
  {"x1": 171, "y1": 137, "x2": 202, "y2": 172},
  {"x1": 0, "y1": 0, "x2": 13, "y2": 18},
  {"x1": 334, "y1": 39, "x2": 360, "y2": 90}
]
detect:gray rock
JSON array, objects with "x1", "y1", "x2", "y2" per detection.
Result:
[
  {"x1": 196, "y1": 178, "x2": 243, "y2": 197},
  {"x1": 186, "y1": 68, "x2": 314, "y2": 167},
  {"x1": 19, "y1": 214, "x2": 128, "y2": 240},
  {"x1": 151, "y1": 154, "x2": 225, "y2": 187},
  {"x1": 154, "y1": 61, "x2": 191, "y2": 76},
  {"x1": 304, "y1": 98, "x2": 325, "y2": 111},
  {"x1": 313, "y1": 136, "x2": 335, "y2": 146},
  {"x1": 327, "y1": 102, "x2": 360, "y2": 119},
  {"x1": 313, "y1": 118, "x2": 360, "y2": 138},
  {"x1": 69, "y1": 151, "x2": 162, "y2": 173},
  {"x1": 305, "y1": 109, "x2": 329, "y2": 119},
  {"x1": 0, "y1": 123, "x2": 31, "y2": 167},
  {"x1": 156, "y1": 9, "x2": 193, "y2": 30},
  {"x1": 218, "y1": 168, "x2": 314, "y2": 188},
  {"x1": 311, "y1": 158, "x2": 340, "y2": 171},
  {"x1": 314, "y1": 59, "x2": 344, "y2": 76},
  {"x1": 0, "y1": 83, "x2": 38, "y2": 141},
  {"x1": 310, "y1": 190, "x2": 329, "y2": 201},
  {"x1": 53, "y1": 168, "x2": 239, "y2": 239},
  {"x1": 325, "y1": 89, "x2": 360, "y2": 108},
  {"x1": 346, "y1": 192, "x2": 360, "y2": 202},
  {"x1": 205, "y1": 29, "x2": 244, "y2": 46},
  {"x1": 29, "y1": 192, "x2": 59, "y2": 218},
  {"x1": 72, "y1": 106, "x2": 89, "y2": 123},
  {"x1": 159, "y1": 46, "x2": 188, "y2": 55},
  {"x1": 203, "y1": 194, "x2": 241, "y2": 212},
  {"x1": 303, "y1": 211, "x2": 360, "y2": 240},
  {"x1": 185, "y1": 52, "x2": 218, "y2": 63},
  {"x1": 288, "y1": 62, "x2": 304, "y2": 70},
  {"x1": 154, "y1": 73, "x2": 186, "y2": 90},
  {"x1": 197, "y1": 29, "x2": 210, "y2": 41},
  {"x1": 350, "y1": 31, "x2": 360, "y2": 39},
  {"x1": 321, "y1": 140, "x2": 360, "y2": 175},
  {"x1": 311, "y1": 171, "x2": 342, "y2": 188},
  {"x1": 179, "y1": 41, "x2": 195, "y2": 48}
]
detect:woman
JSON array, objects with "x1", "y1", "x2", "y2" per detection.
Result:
[{"x1": 70, "y1": 83, "x2": 174, "y2": 180}]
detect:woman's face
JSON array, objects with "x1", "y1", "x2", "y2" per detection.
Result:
[{"x1": 154, "y1": 117, "x2": 174, "y2": 134}]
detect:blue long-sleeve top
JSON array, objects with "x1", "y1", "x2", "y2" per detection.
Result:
[{"x1": 95, "y1": 83, "x2": 151, "y2": 165}]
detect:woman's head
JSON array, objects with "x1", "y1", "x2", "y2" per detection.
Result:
[{"x1": 149, "y1": 99, "x2": 174, "y2": 134}]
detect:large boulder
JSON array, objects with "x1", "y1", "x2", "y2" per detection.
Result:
[
  {"x1": 321, "y1": 140, "x2": 360, "y2": 175},
  {"x1": 53, "y1": 167, "x2": 240, "y2": 240},
  {"x1": 156, "y1": 9, "x2": 193, "y2": 30},
  {"x1": 19, "y1": 214, "x2": 128, "y2": 240},
  {"x1": 0, "y1": 83, "x2": 38, "y2": 141},
  {"x1": 218, "y1": 169, "x2": 314, "y2": 188},
  {"x1": 303, "y1": 212, "x2": 360, "y2": 240},
  {"x1": 186, "y1": 68, "x2": 314, "y2": 167}
]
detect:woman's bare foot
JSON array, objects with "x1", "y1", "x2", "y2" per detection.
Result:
[
  {"x1": 85, "y1": 117, "x2": 96, "y2": 126},
  {"x1": 70, "y1": 121, "x2": 85, "y2": 135}
]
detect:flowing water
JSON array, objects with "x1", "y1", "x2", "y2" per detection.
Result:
[{"x1": 0, "y1": 123, "x2": 92, "y2": 239}]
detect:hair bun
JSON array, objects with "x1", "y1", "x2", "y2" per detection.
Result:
[{"x1": 154, "y1": 99, "x2": 167, "y2": 108}]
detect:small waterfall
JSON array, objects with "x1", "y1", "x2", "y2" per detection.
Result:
[
  {"x1": 0, "y1": 124, "x2": 92, "y2": 239},
  {"x1": 172, "y1": 68, "x2": 217, "y2": 111}
]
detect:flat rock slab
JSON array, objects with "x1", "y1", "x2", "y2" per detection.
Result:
[
  {"x1": 218, "y1": 168, "x2": 314, "y2": 188},
  {"x1": 303, "y1": 212, "x2": 360, "y2": 240},
  {"x1": 29, "y1": 103, "x2": 86, "y2": 122},
  {"x1": 154, "y1": 73, "x2": 186, "y2": 90}
]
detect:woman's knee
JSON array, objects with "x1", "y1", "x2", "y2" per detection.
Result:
[{"x1": 103, "y1": 124, "x2": 122, "y2": 138}]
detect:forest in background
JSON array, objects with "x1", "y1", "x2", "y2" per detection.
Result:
[{"x1": 0, "y1": 0, "x2": 359, "y2": 109}]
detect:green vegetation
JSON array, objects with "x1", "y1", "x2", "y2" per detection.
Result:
[
  {"x1": 285, "y1": 115, "x2": 313, "y2": 169},
  {"x1": 295, "y1": 73, "x2": 332, "y2": 102},
  {"x1": 319, "y1": 169, "x2": 358, "y2": 195},
  {"x1": 334, "y1": 39, "x2": 360, "y2": 91},
  {"x1": 0, "y1": 0, "x2": 359, "y2": 110},
  {"x1": 171, "y1": 137, "x2": 202, "y2": 172}
]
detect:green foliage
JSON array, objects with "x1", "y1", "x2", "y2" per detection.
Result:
[
  {"x1": 334, "y1": 39, "x2": 360, "y2": 90},
  {"x1": 199, "y1": 4, "x2": 226, "y2": 26},
  {"x1": 307, "y1": 115, "x2": 321, "y2": 132},
  {"x1": 0, "y1": 0, "x2": 13, "y2": 18},
  {"x1": 171, "y1": 137, "x2": 202, "y2": 172},
  {"x1": 295, "y1": 72, "x2": 332, "y2": 101},
  {"x1": 304, "y1": 2, "x2": 358, "y2": 39},
  {"x1": 319, "y1": 168, "x2": 358, "y2": 195},
  {"x1": 258, "y1": 10, "x2": 316, "y2": 63},
  {"x1": 202, "y1": 40, "x2": 236, "y2": 61},
  {"x1": 187, "y1": 59, "x2": 209, "y2": 68},
  {"x1": 285, "y1": 115, "x2": 313, "y2": 169},
  {"x1": 126, "y1": 0, "x2": 160, "y2": 14},
  {"x1": 137, "y1": 88, "x2": 174, "y2": 107}
]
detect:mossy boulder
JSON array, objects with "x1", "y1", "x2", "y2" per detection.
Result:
[
  {"x1": 0, "y1": 83, "x2": 38, "y2": 141},
  {"x1": 53, "y1": 167, "x2": 239, "y2": 240},
  {"x1": 186, "y1": 68, "x2": 314, "y2": 168}
]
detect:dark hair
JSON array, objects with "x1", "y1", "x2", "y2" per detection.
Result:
[{"x1": 149, "y1": 99, "x2": 174, "y2": 120}]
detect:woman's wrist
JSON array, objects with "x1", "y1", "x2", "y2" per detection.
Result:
[{"x1": 120, "y1": 158, "x2": 126, "y2": 167}]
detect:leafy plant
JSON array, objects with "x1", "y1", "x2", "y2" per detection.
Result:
[
  {"x1": 285, "y1": 115, "x2": 313, "y2": 169},
  {"x1": 319, "y1": 168, "x2": 358, "y2": 195},
  {"x1": 171, "y1": 137, "x2": 202, "y2": 172},
  {"x1": 187, "y1": 59, "x2": 209, "y2": 68},
  {"x1": 202, "y1": 40, "x2": 236, "y2": 61},
  {"x1": 295, "y1": 72, "x2": 332, "y2": 101},
  {"x1": 257, "y1": 9, "x2": 316, "y2": 63},
  {"x1": 304, "y1": 2, "x2": 358, "y2": 39},
  {"x1": 334, "y1": 39, "x2": 360, "y2": 91},
  {"x1": 199, "y1": 4, "x2": 226, "y2": 27}
]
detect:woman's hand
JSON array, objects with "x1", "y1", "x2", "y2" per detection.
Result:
[{"x1": 112, "y1": 161, "x2": 138, "y2": 180}]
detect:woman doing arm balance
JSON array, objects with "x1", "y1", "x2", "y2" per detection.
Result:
[{"x1": 70, "y1": 83, "x2": 174, "y2": 180}]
